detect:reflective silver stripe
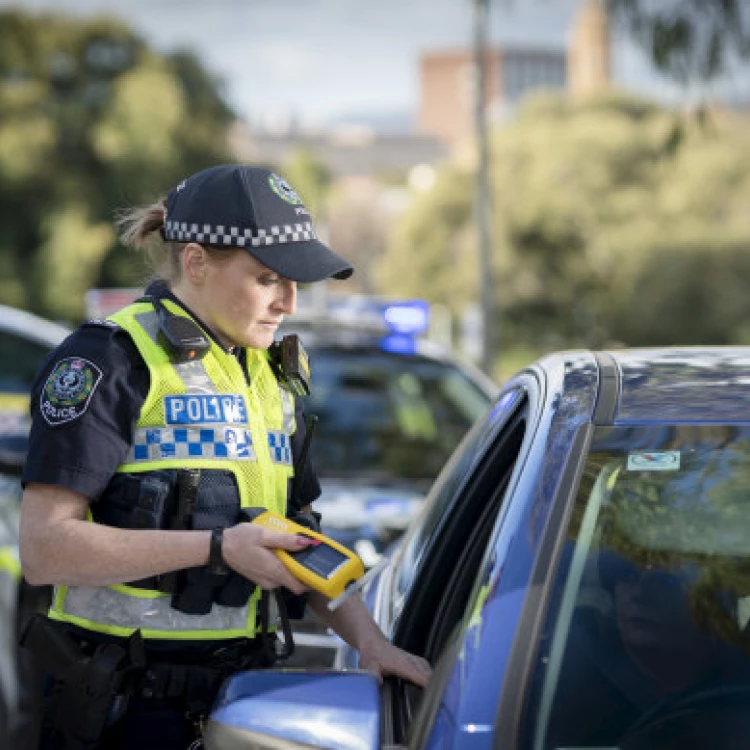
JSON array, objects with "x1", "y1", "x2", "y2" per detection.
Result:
[
  {"x1": 134, "y1": 311, "x2": 214, "y2": 394},
  {"x1": 279, "y1": 386, "x2": 295, "y2": 434},
  {"x1": 175, "y1": 359, "x2": 215, "y2": 394},
  {"x1": 135, "y1": 309, "x2": 160, "y2": 343},
  {"x1": 58, "y1": 585, "x2": 256, "y2": 634},
  {"x1": 127, "y1": 426, "x2": 257, "y2": 463}
]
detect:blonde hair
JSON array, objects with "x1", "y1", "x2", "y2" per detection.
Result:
[{"x1": 115, "y1": 199, "x2": 183, "y2": 283}]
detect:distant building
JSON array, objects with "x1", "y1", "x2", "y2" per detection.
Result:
[
  {"x1": 418, "y1": 0, "x2": 611, "y2": 146},
  {"x1": 568, "y1": 0, "x2": 610, "y2": 97},
  {"x1": 418, "y1": 46, "x2": 567, "y2": 144},
  {"x1": 229, "y1": 121, "x2": 448, "y2": 179}
]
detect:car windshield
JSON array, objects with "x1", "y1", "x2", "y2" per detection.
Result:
[
  {"x1": 527, "y1": 424, "x2": 750, "y2": 750},
  {"x1": 302, "y1": 347, "x2": 492, "y2": 483}
]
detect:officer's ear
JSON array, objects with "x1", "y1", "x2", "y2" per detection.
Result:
[{"x1": 183, "y1": 243, "x2": 208, "y2": 284}]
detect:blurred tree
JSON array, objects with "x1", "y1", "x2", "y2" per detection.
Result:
[
  {"x1": 608, "y1": 0, "x2": 750, "y2": 84},
  {"x1": 377, "y1": 91, "x2": 750, "y2": 358},
  {"x1": 377, "y1": 163, "x2": 477, "y2": 312},
  {"x1": 327, "y1": 178, "x2": 388, "y2": 295},
  {"x1": 0, "y1": 9, "x2": 235, "y2": 321}
]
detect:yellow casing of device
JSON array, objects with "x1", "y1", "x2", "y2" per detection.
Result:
[{"x1": 250, "y1": 510, "x2": 365, "y2": 600}]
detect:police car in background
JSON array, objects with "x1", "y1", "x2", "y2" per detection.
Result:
[{"x1": 278, "y1": 294, "x2": 497, "y2": 568}]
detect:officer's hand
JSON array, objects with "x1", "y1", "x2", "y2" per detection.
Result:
[
  {"x1": 222, "y1": 522, "x2": 311, "y2": 595},
  {"x1": 358, "y1": 639, "x2": 432, "y2": 688}
]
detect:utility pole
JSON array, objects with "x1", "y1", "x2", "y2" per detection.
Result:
[{"x1": 472, "y1": 0, "x2": 495, "y2": 376}]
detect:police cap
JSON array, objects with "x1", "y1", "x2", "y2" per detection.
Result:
[{"x1": 161, "y1": 164, "x2": 353, "y2": 284}]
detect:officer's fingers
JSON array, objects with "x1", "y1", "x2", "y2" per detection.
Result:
[
  {"x1": 258, "y1": 558, "x2": 309, "y2": 595},
  {"x1": 257, "y1": 528, "x2": 314, "y2": 552},
  {"x1": 256, "y1": 538, "x2": 310, "y2": 594},
  {"x1": 234, "y1": 540, "x2": 309, "y2": 594},
  {"x1": 225, "y1": 521, "x2": 308, "y2": 550}
]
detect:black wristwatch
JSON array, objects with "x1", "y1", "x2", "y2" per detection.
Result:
[{"x1": 208, "y1": 527, "x2": 230, "y2": 575}]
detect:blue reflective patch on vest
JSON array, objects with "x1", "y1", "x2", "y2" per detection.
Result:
[
  {"x1": 164, "y1": 394, "x2": 248, "y2": 425},
  {"x1": 267, "y1": 430, "x2": 292, "y2": 466},
  {"x1": 128, "y1": 426, "x2": 257, "y2": 462}
]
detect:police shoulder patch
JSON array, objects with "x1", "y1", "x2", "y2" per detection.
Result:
[{"x1": 40, "y1": 357, "x2": 103, "y2": 426}]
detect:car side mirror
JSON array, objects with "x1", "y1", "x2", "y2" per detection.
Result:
[{"x1": 204, "y1": 669, "x2": 382, "y2": 750}]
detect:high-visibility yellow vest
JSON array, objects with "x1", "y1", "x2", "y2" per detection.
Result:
[{"x1": 48, "y1": 299, "x2": 296, "y2": 640}]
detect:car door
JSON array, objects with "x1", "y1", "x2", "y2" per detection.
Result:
[{"x1": 380, "y1": 374, "x2": 545, "y2": 746}]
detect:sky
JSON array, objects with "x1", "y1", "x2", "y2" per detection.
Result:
[{"x1": 1, "y1": 0, "x2": 729, "y2": 130}]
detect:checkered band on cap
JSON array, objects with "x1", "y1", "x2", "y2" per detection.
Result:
[{"x1": 162, "y1": 220, "x2": 318, "y2": 248}]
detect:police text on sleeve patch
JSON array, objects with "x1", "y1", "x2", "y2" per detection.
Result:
[{"x1": 40, "y1": 357, "x2": 103, "y2": 426}]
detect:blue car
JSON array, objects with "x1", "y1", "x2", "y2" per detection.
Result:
[{"x1": 206, "y1": 347, "x2": 750, "y2": 749}]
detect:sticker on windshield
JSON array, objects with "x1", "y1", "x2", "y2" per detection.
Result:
[{"x1": 626, "y1": 451, "x2": 680, "y2": 471}]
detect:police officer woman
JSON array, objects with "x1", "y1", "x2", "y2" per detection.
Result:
[{"x1": 19, "y1": 164, "x2": 431, "y2": 750}]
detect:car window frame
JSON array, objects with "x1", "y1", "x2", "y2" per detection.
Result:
[
  {"x1": 380, "y1": 374, "x2": 545, "y2": 747},
  {"x1": 404, "y1": 354, "x2": 598, "y2": 750},
  {"x1": 384, "y1": 386, "x2": 528, "y2": 633}
]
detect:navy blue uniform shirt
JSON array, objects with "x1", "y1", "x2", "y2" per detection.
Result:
[{"x1": 22, "y1": 287, "x2": 322, "y2": 508}]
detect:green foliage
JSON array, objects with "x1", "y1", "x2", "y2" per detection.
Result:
[
  {"x1": 381, "y1": 90, "x2": 750, "y2": 355},
  {"x1": 608, "y1": 0, "x2": 750, "y2": 83},
  {"x1": 0, "y1": 9, "x2": 235, "y2": 321},
  {"x1": 377, "y1": 163, "x2": 476, "y2": 308}
]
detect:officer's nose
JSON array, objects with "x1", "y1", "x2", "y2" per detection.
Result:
[{"x1": 276, "y1": 279, "x2": 297, "y2": 314}]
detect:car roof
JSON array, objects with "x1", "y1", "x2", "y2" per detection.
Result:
[
  {"x1": 534, "y1": 347, "x2": 750, "y2": 426},
  {"x1": 612, "y1": 347, "x2": 750, "y2": 424},
  {"x1": 0, "y1": 304, "x2": 71, "y2": 348}
]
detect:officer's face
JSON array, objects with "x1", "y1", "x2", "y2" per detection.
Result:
[{"x1": 186, "y1": 247, "x2": 296, "y2": 349}]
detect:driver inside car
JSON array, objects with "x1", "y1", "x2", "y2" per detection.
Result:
[{"x1": 546, "y1": 550, "x2": 750, "y2": 749}]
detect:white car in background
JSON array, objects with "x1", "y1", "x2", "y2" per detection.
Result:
[
  {"x1": 0, "y1": 304, "x2": 71, "y2": 434},
  {"x1": 0, "y1": 305, "x2": 69, "y2": 747}
]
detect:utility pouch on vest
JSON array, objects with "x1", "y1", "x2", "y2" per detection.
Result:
[
  {"x1": 95, "y1": 470, "x2": 177, "y2": 532},
  {"x1": 166, "y1": 469, "x2": 240, "y2": 614},
  {"x1": 170, "y1": 567, "x2": 229, "y2": 615},
  {"x1": 21, "y1": 614, "x2": 145, "y2": 750},
  {"x1": 161, "y1": 468, "x2": 200, "y2": 596},
  {"x1": 214, "y1": 571, "x2": 254, "y2": 608},
  {"x1": 95, "y1": 471, "x2": 179, "y2": 590}
]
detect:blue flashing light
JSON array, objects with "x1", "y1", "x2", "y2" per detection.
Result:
[
  {"x1": 381, "y1": 300, "x2": 430, "y2": 336},
  {"x1": 379, "y1": 333, "x2": 417, "y2": 355}
]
